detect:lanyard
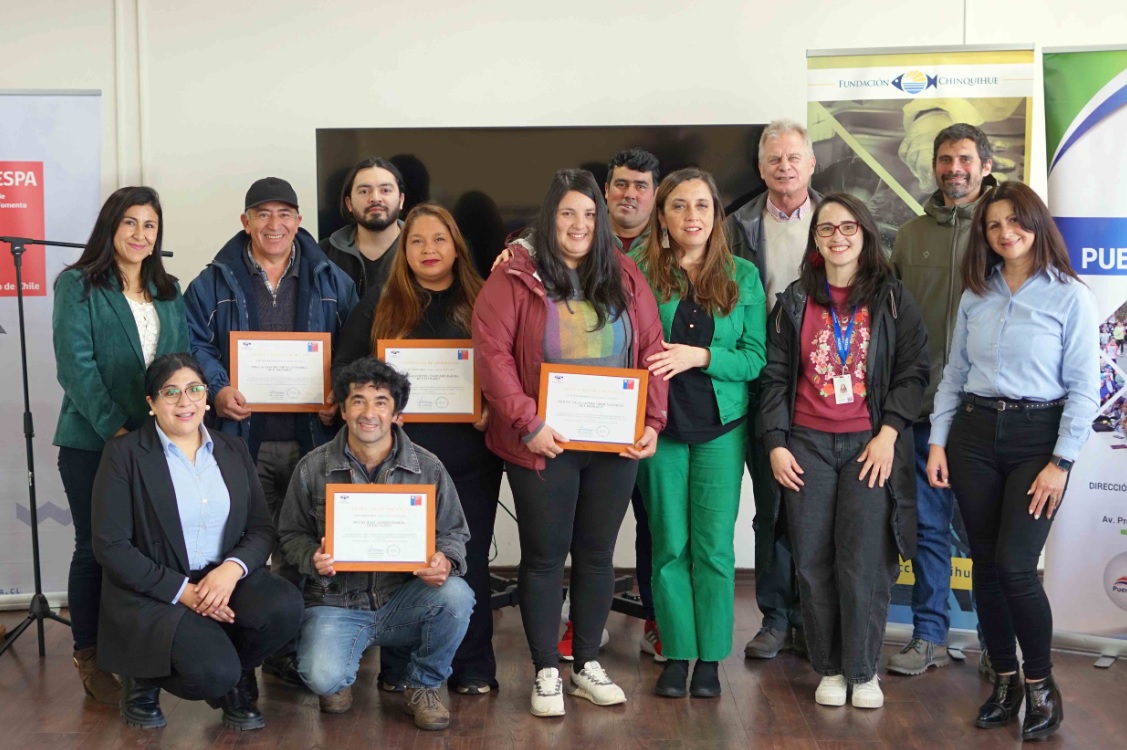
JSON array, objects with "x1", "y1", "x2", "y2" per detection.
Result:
[{"x1": 825, "y1": 280, "x2": 858, "y2": 373}]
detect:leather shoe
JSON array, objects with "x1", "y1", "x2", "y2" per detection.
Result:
[
  {"x1": 207, "y1": 669, "x2": 265, "y2": 731},
  {"x1": 975, "y1": 672, "x2": 1023, "y2": 728},
  {"x1": 1021, "y1": 675, "x2": 1063, "y2": 741},
  {"x1": 262, "y1": 653, "x2": 303, "y2": 687},
  {"x1": 120, "y1": 675, "x2": 166, "y2": 729},
  {"x1": 655, "y1": 659, "x2": 688, "y2": 698},
  {"x1": 689, "y1": 660, "x2": 721, "y2": 698}
]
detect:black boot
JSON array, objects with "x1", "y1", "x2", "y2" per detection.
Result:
[
  {"x1": 975, "y1": 672, "x2": 1023, "y2": 728},
  {"x1": 689, "y1": 660, "x2": 721, "y2": 698},
  {"x1": 655, "y1": 659, "x2": 689, "y2": 698},
  {"x1": 1021, "y1": 675, "x2": 1063, "y2": 741},
  {"x1": 120, "y1": 676, "x2": 166, "y2": 729},
  {"x1": 207, "y1": 669, "x2": 266, "y2": 731}
]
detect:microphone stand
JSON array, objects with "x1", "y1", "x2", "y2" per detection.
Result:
[{"x1": 0, "y1": 236, "x2": 82, "y2": 657}]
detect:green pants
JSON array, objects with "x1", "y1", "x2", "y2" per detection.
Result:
[{"x1": 636, "y1": 422, "x2": 747, "y2": 661}]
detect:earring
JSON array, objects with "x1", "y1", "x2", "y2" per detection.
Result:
[
  {"x1": 809, "y1": 251, "x2": 824, "y2": 267},
  {"x1": 205, "y1": 405, "x2": 211, "y2": 411},
  {"x1": 661, "y1": 228, "x2": 670, "y2": 249},
  {"x1": 148, "y1": 410, "x2": 155, "y2": 416}
]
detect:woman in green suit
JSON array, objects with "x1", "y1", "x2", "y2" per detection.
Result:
[
  {"x1": 631, "y1": 168, "x2": 766, "y2": 699},
  {"x1": 52, "y1": 186, "x2": 189, "y2": 704}
]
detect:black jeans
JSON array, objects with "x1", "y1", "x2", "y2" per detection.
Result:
[
  {"x1": 57, "y1": 447, "x2": 105, "y2": 651},
  {"x1": 783, "y1": 426, "x2": 898, "y2": 683},
  {"x1": 507, "y1": 452, "x2": 637, "y2": 670},
  {"x1": 151, "y1": 568, "x2": 303, "y2": 701},
  {"x1": 630, "y1": 485, "x2": 655, "y2": 620},
  {"x1": 947, "y1": 402, "x2": 1063, "y2": 680}
]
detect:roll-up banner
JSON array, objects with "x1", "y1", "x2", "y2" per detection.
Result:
[
  {"x1": 806, "y1": 46, "x2": 1035, "y2": 636},
  {"x1": 1043, "y1": 47, "x2": 1127, "y2": 646},
  {"x1": 0, "y1": 91, "x2": 101, "y2": 605}
]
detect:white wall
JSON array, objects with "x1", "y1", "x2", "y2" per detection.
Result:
[{"x1": 4, "y1": 0, "x2": 1126, "y2": 566}]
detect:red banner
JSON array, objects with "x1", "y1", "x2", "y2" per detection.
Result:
[{"x1": 0, "y1": 161, "x2": 46, "y2": 297}]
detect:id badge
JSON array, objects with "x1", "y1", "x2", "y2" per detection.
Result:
[{"x1": 833, "y1": 374, "x2": 854, "y2": 404}]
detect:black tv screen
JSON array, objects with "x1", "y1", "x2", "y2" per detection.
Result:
[{"x1": 316, "y1": 124, "x2": 767, "y2": 277}]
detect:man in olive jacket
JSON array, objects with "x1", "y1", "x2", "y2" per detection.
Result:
[{"x1": 887, "y1": 123, "x2": 996, "y2": 677}]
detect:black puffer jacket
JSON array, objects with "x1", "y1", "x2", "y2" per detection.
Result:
[{"x1": 759, "y1": 276, "x2": 929, "y2": 558}]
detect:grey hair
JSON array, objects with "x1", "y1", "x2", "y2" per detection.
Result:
[{"x1": 758, "y1": 119, "x2": 814, "y2": 162}]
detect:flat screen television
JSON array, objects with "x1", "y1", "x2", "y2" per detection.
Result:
[{"x1": 316, "y1": 124, "x2": 767, "y2": 277}]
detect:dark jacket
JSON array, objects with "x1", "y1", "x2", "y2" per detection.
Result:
[
  {"x1": 319, "y1": 220, "x2": 404, "y2": 300},
  {"x1": 52, "y1": 269, "x2": 190, "y2": 452},
  {"x1": 759, "y1": 276, "x2": 930, "y2": 558},
  {"x1": 91, "y1": 420, "x2": 274, "y2": 677},
  {"x1": 723, "y1": 188, "x2": 824, "y2": 286},
  {"x1": 277, "y1": 424, "x2": 469, "y2": 611},
  {"x1": 471, "y1": 242, "x2": 669, "y2": 470},
  {"x1": 891, "y1": 175, "x2": 998, "y2": 415},
  {"x1": 183, "y1": 227, "x2": 358, "y2": 459}
]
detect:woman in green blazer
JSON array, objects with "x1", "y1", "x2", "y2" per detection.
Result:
[
  {"x1": 52, "y1": 186, "x2": 189, "y2": 704},
  {"x1": 630, "y1": 168, "x2": 766, "y2": 699}
]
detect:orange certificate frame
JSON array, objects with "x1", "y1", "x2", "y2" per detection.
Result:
[
  {"x1": 324, "y1": 483, "x2": 437, "y2": 572},
  {"x1": 536, "y1": 363, "x2": 648, "y2": 453},
  {"x1": 376, "y1": 339, "x2": 482, "y2": 423},
  {"x1": 230, "y1": 331, "x2": 331, "y2": 412}
]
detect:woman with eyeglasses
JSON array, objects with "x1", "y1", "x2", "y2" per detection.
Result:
[
  {"x1": 51, "y1": 187, "x2": 190, "y2": 705},
  {"x1": 927, "y1": 182, "x2": 1098, "y2": 741},
  {"x1": 759, "y1": 193, "x2": 928, "y2": 709},
  {"x1": 92, "y1": 353, "x2": 303, "y2": 731}
]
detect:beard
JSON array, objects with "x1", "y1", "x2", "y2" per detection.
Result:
[{"x1": 354, "y1": 204, "x2": 400, "y2": 232}]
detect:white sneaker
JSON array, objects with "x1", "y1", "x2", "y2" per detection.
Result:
[
  {"x1": 851, "y1": 676, "x2": 883, "y2": 708},
  {"x1": 567, "y1": 661, "x2": 627, "y2": 706},
  {"x1": 530, "y1": 668, "x2": 565, "y2": 717},
  {"x1": 815, "y1": 674, "x2": 847, "y2": 706}
]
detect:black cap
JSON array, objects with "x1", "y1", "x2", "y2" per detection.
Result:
[{"x1": 245, "y1": 177, "x2": 299, "y2": 211}]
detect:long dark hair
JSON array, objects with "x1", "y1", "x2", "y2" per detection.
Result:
[
  {"x1": 637, "y1": 168, "x2": 738, "y2": 316},
  {"x1": 371, "y1": 204, "x2": 484, "y2": 344},
  {"x1": 525, "y1": 169, "x2": 626, "y2": 330},
  {"x1": 963, "y1": 181, "x2": 1081, "y2": 296},
  {"x1": 798, "y1": 192, "x2": 893, "y2": 309},
  {"x1": 59, "y1": 186, "x2": 177, "y2": 300}
]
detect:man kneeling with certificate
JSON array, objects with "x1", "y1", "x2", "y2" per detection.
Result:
[{"x1": 277, "y1": 357, "x2": 472, "y2": 730}]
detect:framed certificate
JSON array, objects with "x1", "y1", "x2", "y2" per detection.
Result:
[
  {"x1": 230, "y1": 331, "x2": 331, "y2": 412},
  {"x1": 324, "y1": 483, "x2": 437, "y2": 572},
  {"x1": 376, "y1": 339, "x2": 481, "y2": 423},
  {"x1": 537, "y1": 363, "x2": 648, "y2": 453}
]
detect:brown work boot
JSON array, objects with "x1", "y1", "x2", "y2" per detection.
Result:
[
  {"x1": 73, "y1": 646, "x2": 122, "y2": 705},
  {"x1": 319, "y1": 686, "x2": 353, "y2": 714},
  {"x1": 402, "y1": 686, "x2": 450, "y2": 730}
]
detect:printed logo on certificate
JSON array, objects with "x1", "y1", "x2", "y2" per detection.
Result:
[
  {"x1": 377, "y1": 339, "x2": 481, "y2": 423},
  {"x1": 325, "y1": 483, "x2": 437, "y2": 572},
  {"x1": 537, "y1": 363, "x2": 648, "y2": 452},
  {"x1": 230, "y1": 331, "x2": 331, "y2": 412}
]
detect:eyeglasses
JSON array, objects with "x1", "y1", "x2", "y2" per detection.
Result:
[
  {"x1": 157, "y1": 384, "x2": 208, "y2": 404},
  {"x1": 814, "y1": 221, "x2": 860, "y2": 238}
]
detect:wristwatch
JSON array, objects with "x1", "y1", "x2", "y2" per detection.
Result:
[{"x1": 1050, "y1": 455, "x2": 1074, "y2": 473}]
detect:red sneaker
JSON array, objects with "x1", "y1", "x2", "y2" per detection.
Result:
[
  {"x1": 640, "y1": 619, "x2": 668, "y2": 663},
  {"x1": 558, "y1": 621, "x2": 575, "y2": 661}
]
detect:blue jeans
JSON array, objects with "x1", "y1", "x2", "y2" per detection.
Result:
[
  {"x1": 296, "y1": 577, "x2": 473, "y2": 694},
  {"x1": 910, "y1": 422, "x2": 956, "y2": 644}
]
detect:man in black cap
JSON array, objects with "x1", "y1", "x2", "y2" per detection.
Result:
[{"x1": 184, "y1": 177, "x2": 358, "y2": 682}]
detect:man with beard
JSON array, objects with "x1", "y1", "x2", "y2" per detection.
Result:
[
  {"x1": 320, "y1": 157, "x2": 406, "y2": 299},
  {"x1": 724, "y1": 119, "x2": 820, "y2": 661},
  {"x1": 887, "y1": 123, "x2": 997, "y2": 677}
]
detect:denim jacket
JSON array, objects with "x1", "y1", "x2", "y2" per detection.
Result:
[{"x1": 277, "y1": 424, "x2": 469, "y2": 610}]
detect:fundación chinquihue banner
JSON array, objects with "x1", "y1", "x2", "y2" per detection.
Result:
[
  {"x1": 806, "y1": 46, "x2": 1035, "y2": 634},
  {"x1": 0, "y1": 91, "x2": 101, "y2": 603},
  {"x1": 1043, "y1": 48, "x2": 1127, "y2": 640}
]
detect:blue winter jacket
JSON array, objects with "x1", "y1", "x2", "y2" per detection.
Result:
[{"x1": 184, "y1": 226, "x2": 358, "y2": 459}]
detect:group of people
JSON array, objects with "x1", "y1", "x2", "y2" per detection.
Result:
[{"x1": 49, "y1": 118, "x2": 1098, "y2": 742}]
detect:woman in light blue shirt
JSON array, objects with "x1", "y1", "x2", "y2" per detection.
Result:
[{"x1": 926, "y1": 181, "x2": 1098, "y2": 742}]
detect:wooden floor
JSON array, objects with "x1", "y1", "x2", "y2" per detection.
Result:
[{"x1": 0, "y1": 586, "x2": 1119, "y2": 749}]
